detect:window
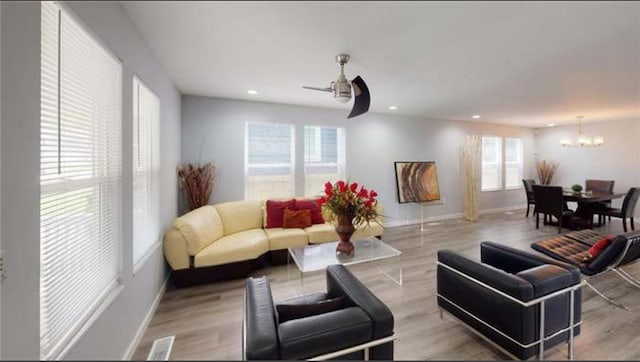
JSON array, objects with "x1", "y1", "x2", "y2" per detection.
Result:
[
  {"x1": 481, "y1": 136, "x2": 502, "y2": 191},
  {"x1": 304, "y1": 126, "x2": 346, "y2": 196},
  {"x1": 505, "y1": 138, "x2": 523, "y2": 189},
  {"x1": 245, "y1": 122, "x2": 295, "y2": 200},
  {"x1": 133, "y1": 76, "x2": 160, "y2": 268},
  {"x1": 40, "y1": 2, "x2": 122, "y2": 359}
]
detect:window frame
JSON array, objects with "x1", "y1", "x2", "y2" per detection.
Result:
[
  {"x1": 132, "y1": 75, "x2": 161, "y2": 273},
  {"x1": 40, "y1": 1, "x2": 124, "y2": 359}
]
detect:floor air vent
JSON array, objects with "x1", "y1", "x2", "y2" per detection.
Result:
[{"x1": 147, "y1": 335, "x2": 175, "y2": 361}]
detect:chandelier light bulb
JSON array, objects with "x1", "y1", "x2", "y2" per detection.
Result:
[{"x1": 559, "y1": 116, "x2": 604, "y2": 148}]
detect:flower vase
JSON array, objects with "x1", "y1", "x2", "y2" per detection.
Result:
[{"x1": 335, "y1": 214, "x2": 356, "y2": 255}]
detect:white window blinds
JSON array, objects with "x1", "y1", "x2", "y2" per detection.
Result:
[
  {"x1": 505, "y1": 138, "x2": 524, "y2": 189},
  {"x1": 481, "y1": 136, "x2": 502, "y2": 191},
  {"x1": 133, "y1": 76, "x2": 160, "y2": 267},
  {"x1": 304, "y1": 126, "x2": 346, "y2": 196},
  {"x1": 40, "y1": 2, "x2": 122, "y2": 359},
  {"x1": 245, "y1": 122, "x2": 295, "y2": 200}
]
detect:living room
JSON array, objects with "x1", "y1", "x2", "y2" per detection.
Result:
[{"x1": 1, "y1": 1, "x2": 639, "y2": 360}]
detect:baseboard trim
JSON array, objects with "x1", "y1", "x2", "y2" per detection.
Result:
[
  {"x1": 122, "y1": 276, "x2": 169, "y2": 360},
  {"x1": 385, "y1": 204, "x2": 526, "y2": 228}
]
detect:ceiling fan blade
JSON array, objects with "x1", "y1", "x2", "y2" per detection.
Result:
[
  {"x1": 302, "y1": 86, "x2": 333, "y2": 93},
  {"x1": 347, "y1": 76, "x2": 370, "y2": 119}
]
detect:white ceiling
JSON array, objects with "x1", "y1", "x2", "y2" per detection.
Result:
[{"x1": 121, "y1": 1, "x2": 640, "y2": 127}]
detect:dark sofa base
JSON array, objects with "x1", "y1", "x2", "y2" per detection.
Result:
[
  {"x1": 171, "y1": 254, "x2": 269, "y2": 288},
  {"x1": 170, "y1": 235, "x2": 383, "y2": 288}
]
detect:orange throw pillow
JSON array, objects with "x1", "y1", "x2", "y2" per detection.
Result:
[{"x1": 283, "y1": 208, "x2": 312, "y2": 229}]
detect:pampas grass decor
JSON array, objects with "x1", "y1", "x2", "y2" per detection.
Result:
[
  {"x1": 535, "y1": 160, "x2": 559, "y2": 185},
  {"x1": 177, "y1": 162, "x2": 216, "y2": 211},
  {"x1": 461, "y1": 135, "x2": 481, "y2": 221}
]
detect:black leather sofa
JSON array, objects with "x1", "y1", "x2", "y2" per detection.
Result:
[
  {"x1": 437, "y1": 242, "x2": 583, "y2": 360},
  {"x1": 243, "y1": 264, "x2": 395, "y2": 360}
]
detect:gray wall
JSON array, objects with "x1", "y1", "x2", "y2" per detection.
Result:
[
  {"x1": 535, "y1": 118, "x2": 640, "y2": 211},
  {"x1": 182, "y1": 96, "x2": 535, "y2": 225},
  {"x1": 0, "y1": 1, "x2": 181, "y2": 359}
]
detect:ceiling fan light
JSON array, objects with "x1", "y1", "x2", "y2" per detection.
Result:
[{"x1": 334, "y1": 95, "x2": 351, "y2": 103}]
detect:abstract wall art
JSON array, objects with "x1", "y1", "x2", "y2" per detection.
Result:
[{"x1": 394, "y1": 161, "x2": 441, "y2": 203}]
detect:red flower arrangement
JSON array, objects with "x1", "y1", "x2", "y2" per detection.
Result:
[{"x1": 316, "y1": 180, "x2": 379, "y2": 228}]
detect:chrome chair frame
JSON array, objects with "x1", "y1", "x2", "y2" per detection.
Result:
[
  {"x1": 437, "y1": 261, "x2": 585, "y2": 361},
  {"x1": 582, "y1": 235, "x2": 640, "y2": 311}
]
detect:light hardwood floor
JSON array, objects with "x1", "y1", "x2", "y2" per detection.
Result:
[{"x1": 133, "y1": 211, "x2": 640, "y2": 360}]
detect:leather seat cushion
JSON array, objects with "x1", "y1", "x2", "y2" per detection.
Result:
[
  {"x1": 278, "y1": 307, "x2": 372, "y2": 360},
  {"x1": 265, "y1": 228, "x2": 309, "y2": 250},
  {"x1": 174, "y1": 205, "x2": 224, "y2": 255},
  {"x1": 194, "y1": 229, "x2": 268, "y2": 267},
  {"x1": 531, "y1": 236, "x2": 591, "y2": 268},
  {"x1": 564, "y1": 230, "x2": 603, "y2": 246}
]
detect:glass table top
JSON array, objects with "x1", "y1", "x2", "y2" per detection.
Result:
[{"x1": 288, "y1": 237, "x2": 402, "y2": 273}]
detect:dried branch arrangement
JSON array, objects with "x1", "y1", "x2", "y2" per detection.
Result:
[
  {"x1": 535, "y1": 160, "x2": 559, "y2": 185},
  {"x1": 177, "y1": 162, "x2": 216, "y2": 211}
]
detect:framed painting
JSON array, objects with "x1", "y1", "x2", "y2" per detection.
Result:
[{"x1": 394, "y1": 161, "x2": 441, "y2": 203}]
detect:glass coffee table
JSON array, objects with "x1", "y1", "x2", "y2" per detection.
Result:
[{"x1": 287, "y1": 237, "x2": 402, "y2": 294}]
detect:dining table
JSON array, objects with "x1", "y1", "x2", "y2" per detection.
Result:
[{"x1": 562, "y1": 190, "x2": 626, "y2": 227}]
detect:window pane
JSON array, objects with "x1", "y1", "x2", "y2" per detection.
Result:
[
  {"x1": 481, "y1": 136, "x2": 502, "y2": 191},
  {"x1": 304, "y1": 126, "x2": 345, "y2": 196},
  {"x1": 246, "y1": 123, "x2": 294, "y2": 200},
  {"x1": 505, "y1": 138, "x2": 523, "y2": 188}
]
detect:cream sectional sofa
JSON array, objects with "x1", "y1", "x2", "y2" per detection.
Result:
[{"x1": 164, "y1": 199, "x2": 384, "y2": 286}]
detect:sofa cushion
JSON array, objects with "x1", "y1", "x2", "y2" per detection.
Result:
[
  {"x1": 214, "y1": 200, "x2": 264, "y2": 236},
  {"x1": 265, "y1": 228, "x2": 309, "y2": 251},
  {"x1": 305, "y1": 223, "x2": 339, "y2": 244},
  {"x1": 353, "y1": 222, "x2": 384, "y2": 239},
  {"x1": 283, "y1": 208, "x2": 312, "y2": 229},
  {"x1": 174, "y1": 205, "x2": 224, "y2": 255},
  {"x1": 266, "y1": 199, "x2": 296, "y2": 228},
  {"x1": 194, "y1": 229, "x2": 269, "y2": 267}
]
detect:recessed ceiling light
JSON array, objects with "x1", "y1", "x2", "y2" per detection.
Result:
[
  {"x1": 388, "y1": 105, "x2": 398, "y2": 110},
  {"x1": 547, "y1": 123, "x2": 556, "y2": 127},
  {"x1": 472, "y1": 114, "x2": 481, "y2": 119},
  {"x1": 247, "y1": 89, "x2": 258, "y2": 95}
]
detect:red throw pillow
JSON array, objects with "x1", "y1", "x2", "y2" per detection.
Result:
[
  {"x1": 282, "y1": 208, "x2": 312, "y2": 229},
  {"x1": 266, "y1": 199, "x2": 296, "y2": 228},
  {"x1": 588, "y1": 236, "x2": 615, "y2": 258},
  {"x1": 295, "y1": 199, "x2": 325, "y2": 224}
]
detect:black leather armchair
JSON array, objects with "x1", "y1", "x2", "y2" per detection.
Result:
[
  {"x1": 437, "y1": 242, "x2": 583, "y2": 360},
  {"x1": 243, "y1": 264, "x2": 395, "y2": 360}
]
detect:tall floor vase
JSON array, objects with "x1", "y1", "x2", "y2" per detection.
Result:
[{"x1": 461, "y1": 135, "x2": 481, "y2": 221}]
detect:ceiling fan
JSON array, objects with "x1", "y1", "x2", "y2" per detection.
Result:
[{"x1": 303, "y1": 54, "x2": 370, "y2": 119}]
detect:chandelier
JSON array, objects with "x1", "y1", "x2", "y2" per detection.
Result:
[{"x1": 560, "y1": 116, "x2": 604, "y2": 147}]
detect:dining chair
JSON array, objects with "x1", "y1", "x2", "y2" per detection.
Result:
[
  {"x1": 522, "y1": 179, "x2": 536, "y2": 218},
  {"x1": 601, "y1": 187, "x2": 640, "y2": 232},
  {"x1": 533, "y1": 185, "x2": 575, "y2": 233},
  {"x1": 586, "y1": 179, "x2": 615, "y2": 225}
]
